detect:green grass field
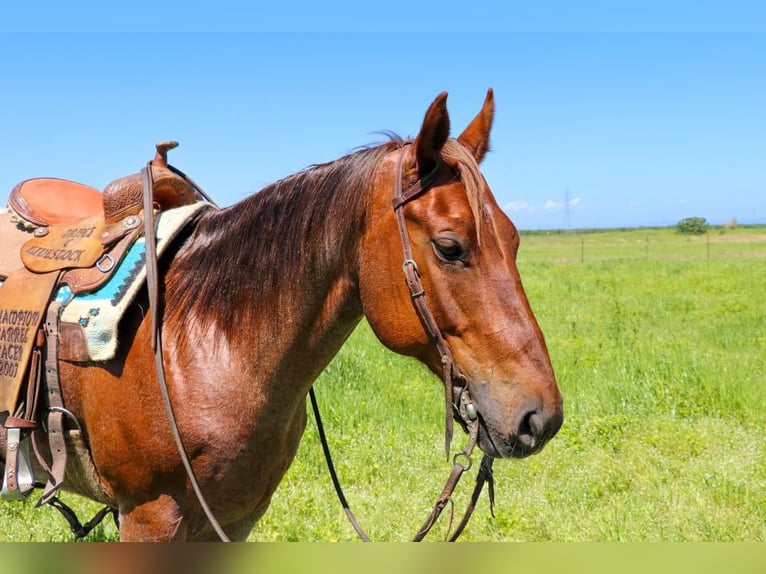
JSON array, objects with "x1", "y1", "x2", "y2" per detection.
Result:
[{"x1": 2, "y1": 226, "x2": 764, "y2": 541}]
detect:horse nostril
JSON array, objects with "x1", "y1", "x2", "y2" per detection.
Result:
[
  {"x1": 517, "y1": 409, "x2": 542, "y2": 445},
  {"x1": 516, "y1": 405, "x2": 564, "y2": 450}
]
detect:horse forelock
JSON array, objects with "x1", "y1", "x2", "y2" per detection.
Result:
[{"x1": 441, "y1": 139, "x2": 487, "y2": 243}]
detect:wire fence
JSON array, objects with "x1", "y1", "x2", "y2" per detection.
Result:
[{"x1": 517, "y1": 228, "x2": 766, "y2": 265}]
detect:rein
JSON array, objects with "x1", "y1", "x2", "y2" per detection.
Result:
[
  {"x1": 313, "y1": 144, "x2": 495, "y2": 542},
  {"x1": 141, "y1": 155, "x2": 232, "y2": 542},
  {"x1": 393, "y1": 145, "x2": 495, "y2": 540},
  {"x1": 143, "y1": 144, "x2": 494, "y2": 542}
]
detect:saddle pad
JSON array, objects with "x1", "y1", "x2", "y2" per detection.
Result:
[{"x1": 56, "y1": 202, "x2": 211, "y2": 362}]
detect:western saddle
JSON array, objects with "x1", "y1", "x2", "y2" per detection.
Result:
[{"x1": 0, "y1": 142, "x2": 203, "y2": 523}]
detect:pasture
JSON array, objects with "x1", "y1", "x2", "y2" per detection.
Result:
[{"x1": 1, "y1": 225, "x2": 764, "y2": 541}]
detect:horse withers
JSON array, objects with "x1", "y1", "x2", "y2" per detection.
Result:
[{"x1": 1, "y1": 90, "x2": 563, "y2": 540}]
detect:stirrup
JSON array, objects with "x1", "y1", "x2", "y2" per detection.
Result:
[{"x1": 1, "y1": 428, "x2": 36, "y2": 501}]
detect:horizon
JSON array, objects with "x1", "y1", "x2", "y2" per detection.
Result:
[{"x1": 518, "y1": 219, "x2": 766, "y2": 234}]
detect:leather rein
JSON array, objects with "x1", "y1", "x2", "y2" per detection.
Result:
[
  {"x1": 144, "y1": 144, "x2": 495, "y2": 542},
  {"x1": 310, "y1": 144, "x2": 496, "y2": 542}
]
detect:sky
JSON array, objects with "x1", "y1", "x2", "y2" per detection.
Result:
[{"x1": 1, "y1": 7, "x2": 765, "y2": 230}]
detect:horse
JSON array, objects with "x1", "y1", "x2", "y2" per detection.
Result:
[{"x1": 2, "y1": 89, "x2": 563, "y2": 541}]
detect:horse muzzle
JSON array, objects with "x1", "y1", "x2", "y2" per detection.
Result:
[{"x1": 477, "y1": 397, "x2": 564, "y2": 459}]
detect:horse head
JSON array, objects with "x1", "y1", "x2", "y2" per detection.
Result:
[{"x1": 359, "y1": 90, "x2": 564, "y2": 459}]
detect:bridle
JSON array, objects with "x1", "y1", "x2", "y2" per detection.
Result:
[
  {"x1": 393, "y1": 143, "x2": 496, "y2": 540},
  {"x1": 392, "y1": 143, "x2": 476, "y2": 459},
  {"x1": 311, "y1": 143, "x2": 496, "y2": 542}
]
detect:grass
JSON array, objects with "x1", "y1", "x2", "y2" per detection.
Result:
[{"x1": 1, "y1": 225, "x2": 764, "y2": 541}]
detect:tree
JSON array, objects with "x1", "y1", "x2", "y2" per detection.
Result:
[{"x1": 676, "y1": 217, "x2": 708, "y2": 235}]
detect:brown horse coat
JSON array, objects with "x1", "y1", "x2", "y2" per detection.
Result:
[{"x1": 5, "y1": 90, "x2": 563, "y2": 540}]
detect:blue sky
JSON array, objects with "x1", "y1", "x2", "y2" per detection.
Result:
[{"x1": 1, "y1": 15, "x2": 764, "y2": 229}]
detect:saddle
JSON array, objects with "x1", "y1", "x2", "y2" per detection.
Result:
[{"x1": 0, "y1": 141, "x2": 201, "y2": 503}]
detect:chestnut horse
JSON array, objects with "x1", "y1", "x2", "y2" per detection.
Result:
[{"x1": 14, "y1": 90, "x2": 563, "y2": 540}]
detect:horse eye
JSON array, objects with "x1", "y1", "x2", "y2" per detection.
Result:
[{"x1": 432, "y1": 237, "x2": 467, "y2": 263}]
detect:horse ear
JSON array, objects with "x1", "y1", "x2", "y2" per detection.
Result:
[
  {"x1": 414, "y1": 92, "x2": 450, "y2": 176},
  {"x1": 457, "y1": 88, "x2": 495, "y2": 164}
]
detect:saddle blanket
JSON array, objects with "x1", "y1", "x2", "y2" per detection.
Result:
[{"x1": 1, "y1": 202, "x2": 211, "y2": 363}]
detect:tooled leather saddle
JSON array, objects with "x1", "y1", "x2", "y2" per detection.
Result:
[{"x1": 0, "y1": 141, "x2": 201, "y2": 503}]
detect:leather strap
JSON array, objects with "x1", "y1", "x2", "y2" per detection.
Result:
[
  {"x1": 47, "y1": 495, "x2": 116, "y2": 539},
  {"x1": 25, "y1": 331, "x2": 45, "y2": 423},
  {"x1": 445, "y1": 454, "x2": 495, "y2": 541},
  {"x1": 391, "y1": 157, "x2": 445, "y2": 211},
  {"x1": 315, "y1": 144, "x2": 490, "y2": 542},
  {"x1": 393, "y1": 145, "x2": 485, "y2": 540},
  {"x1": 40, "y1": 301, "x2": 66, "y2": 504},
  {"x1": 308, "y1": 388, "x2": 371, "y2": 541},
  {"x1": 141, "y1": 164, "x2": 231, "y2": 542},
  {"x1": 392, "y1": 146, "x2": 475, "y2": 459}
]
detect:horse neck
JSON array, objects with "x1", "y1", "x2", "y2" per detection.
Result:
[{"x1": 164, "y1": 180, "x2": 368, "y2": 392}]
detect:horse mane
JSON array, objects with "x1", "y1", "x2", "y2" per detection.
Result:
[
  {"x1": 165, "y1": 136, "x2": 486, "y2": 345},
  {"x1": 165, "y1": 138, "x2": 403, "y2": 342}
]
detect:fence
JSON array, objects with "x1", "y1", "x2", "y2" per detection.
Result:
[{"x1": 517, "y1": 227, "x2": 766, "y2": 265}]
